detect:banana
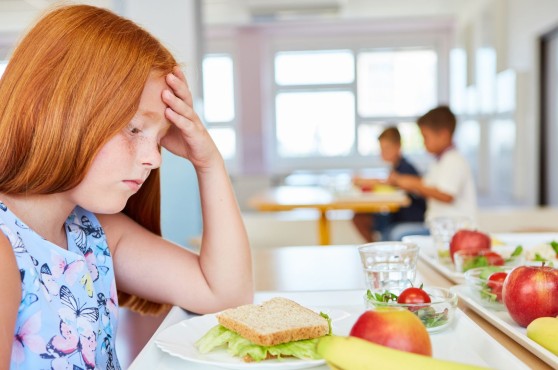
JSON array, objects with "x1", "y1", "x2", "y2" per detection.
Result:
[
  {"x1": 526, "y1": 317, "x2": 558, "y2": 355},
  {"x1": 316, "y1": 335, "x2": 492, "y2": 370}
]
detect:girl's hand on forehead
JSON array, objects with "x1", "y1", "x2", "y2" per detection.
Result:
[{"x1": 160, "y1": 66, "x2": 222, "y2": 171}]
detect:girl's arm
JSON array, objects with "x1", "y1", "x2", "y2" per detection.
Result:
[
  {"x1": 0, "y1": 234, "x2": 22, "y2": 368},
  {"x1": 98, "y1": 67, "x2": 252, "y2": 314}
]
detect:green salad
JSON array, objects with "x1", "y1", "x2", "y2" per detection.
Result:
[
  {"x1": 195, "y1": 312, "x2": 331, "y2": 362},
  {"x1": 476, "y1": 266, "x2": 506, "y2": 304},
  {"x1": 365, "y1": 290, "x2": 449, "y2": 329}
]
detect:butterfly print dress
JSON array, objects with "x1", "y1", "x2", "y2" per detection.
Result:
[{"x1": 1, "y1": 202, "x2": 120, "y2": 370}]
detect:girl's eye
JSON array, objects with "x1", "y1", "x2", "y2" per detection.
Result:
[{"x1": 128, "y1": 124, "x2": 141, "y2": 135}]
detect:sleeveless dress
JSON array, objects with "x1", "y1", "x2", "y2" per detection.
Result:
[{"x1": 1, "y1": 202, "x2": 121, "y2": 370}]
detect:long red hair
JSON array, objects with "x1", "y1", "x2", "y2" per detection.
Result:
[{"x1": 0, "y1": 5, "x2": 176, "y2": 314}]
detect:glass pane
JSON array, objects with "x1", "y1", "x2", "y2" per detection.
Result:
[
  {"x1": 450, "y1": 48, "x2": 467, "y2": 114},
  {"x1": 275, "y1": 50, "x2": 354, "y2": 86},
  {"x1": 358, "y1": 121, "x2": 424, "y2": 157},
  {"x1": 496, "y1": 69, "x2": 516, "y2": 113},
  {"x1": 465, "y1": 85, "x2": 478, "y2": 114},
  {"x1": 489, "y1": 119, "x2": 515, "y2": 200},
  {"x1": 398, "y1": 122, "x2": 425, "y2": 155},
  {"x1": 476, "y1": 47, "x2": 496, "y2": 114},
  {"x1": 208, "y1": 127, "x2": 236, "y2": 160},
  {"x1": 276, "y1": 91, "x2": 355, "y2": 157},
  {"x1": 455, "y1": 120, "x2": 480, "y2": 181},
  {"x1": 357, "y1": 123, "x2": 383, "y2": 156},
  {"x1": 202, "y1": 55, "x2": 235, "y2": 122},
  {"x1": 357, "y1": 49, "x2": 437, "y2": 117}
]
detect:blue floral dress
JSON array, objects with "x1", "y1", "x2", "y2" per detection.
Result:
[{"x1": 1, "y1": 202, "x2": 120, "y2": 370}]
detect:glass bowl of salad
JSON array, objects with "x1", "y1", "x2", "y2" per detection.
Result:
[
  {"x1": 453, "y1": 245, "x2": 524, "y2": 273},
  {"x1": 363, "y1": 286, "x2": 458, "y2": 333},
  {"x1": 464, "y1": 266, "x2": 515, "y2": 311}
]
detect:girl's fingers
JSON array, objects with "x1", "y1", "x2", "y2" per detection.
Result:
[
  {"x1": 172, "y1": 66, "x2": 187, "y2": 85},
  {"x1": 162, "y1": 89, "x2": 194, "y2": 120},
  {"x1": 165, "y1": 107, "x2": 191, "y2": 131},
  {"x1": 166, "y1": 67, "x2": 193, "y2": 106}
]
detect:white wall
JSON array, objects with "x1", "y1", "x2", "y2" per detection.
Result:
[
  {"x1": 458, "y1": 0, "x2": 558, "y2": 206},
  {"x1": 122, "y1": 0, "x2": 204, "y2": 247},
  {"x1": 506, "y1": 0, "x2": 558, "y2": 206}
]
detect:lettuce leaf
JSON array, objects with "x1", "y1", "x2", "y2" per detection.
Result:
[{"x1": 195, "y1": 324, "x2": 325, "y2": 362}]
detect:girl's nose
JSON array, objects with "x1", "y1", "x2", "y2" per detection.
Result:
[{"x1": 140, "y1": 140, "x2": 162, "y2": 169}]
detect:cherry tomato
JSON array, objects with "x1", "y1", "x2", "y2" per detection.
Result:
[
  {"x1": 487, "y1": 271, "x2": 508, "y2": 302},
  {"x1": 397, "y1": 287, "x2": 431, "y2": 311},
  {"x1": 481, "y1": 251, "x2": 505, "y2": 266}
]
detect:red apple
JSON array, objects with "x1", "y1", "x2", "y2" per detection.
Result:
[
  {"x1": 449, "y1": 229, "x2": 491, "y2": 262},
  {"x1": 349, "y1": 307, "x2": 432, "y2": 356},
  {"x1": 502, "y1": 265, "x2": 558, "y2": 327}
]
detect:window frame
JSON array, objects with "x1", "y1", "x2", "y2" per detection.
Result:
[
  {"x1": 202, "y1": 39, "x2": 240, "y2": 173},
  {"x1": 267, "y1": 31, "x2": 451, "y2": 173}
]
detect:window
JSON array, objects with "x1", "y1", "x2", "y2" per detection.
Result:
[
  {"x1": 455, "y1": 119, "x2": 480, "y2": 183},
  {"x1": 357, "y1": 121, "x2": 423, "y2": 157},
  {"x1": 276, "y1": 91, "x2": 355, "y2": 157},
  {"x1": 272, "y1": 45, "x2": 439, "y2": 169},
  {"x1": 275, "y1": 50, "x2": 354, "y2": 85},
  {"x1": 489, "y1": 119, "x2": 516, "y2": 200},
  {"x1": 357, "y1": 49, "x2": 437, "y2": 117},
  {"x1": 202, "y1": 54, "x2": 236, "y2": 162}
]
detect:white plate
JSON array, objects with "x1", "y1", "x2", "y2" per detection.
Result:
[
  {"x1": 452, "y1": 284, "x2": 558, "y2": 369},
  {"x1": 155, "y1": 314, "x2": 326, "y2": 370},
  {"x1": 155, "y1": 305, "x2": 529, "y2": 370},
  {"x1": 153, "y1": 306, "x2": 351, "y2": 370}
]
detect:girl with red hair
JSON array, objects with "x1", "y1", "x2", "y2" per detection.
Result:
[{"x1": 0, "y1": 5, "x2": 253, "y2": 369}]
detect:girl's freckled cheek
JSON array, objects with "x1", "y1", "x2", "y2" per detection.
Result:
[
  {"x1": 121, "y1": 134, "x2": 139, "y2": 154},
  {"x1": 135, "y1": 135, "x2": 152, "y2": 153}
]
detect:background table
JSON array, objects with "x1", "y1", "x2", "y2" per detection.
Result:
[{"x1": 248, "y1": 186, "x2": 409, "y2": 245}]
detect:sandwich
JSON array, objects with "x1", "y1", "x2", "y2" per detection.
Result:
[{"x1": 195, "y1": 297, "x2": 331, "y2": 362}]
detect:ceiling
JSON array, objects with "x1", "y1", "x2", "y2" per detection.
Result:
[
  {"x1": 204, "y1": 0, "x2": 488, "y2": 26},
  {"x1": 0, "y1": 0, "x2": 490, "y2": 31}
]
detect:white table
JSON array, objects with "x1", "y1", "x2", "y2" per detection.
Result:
[{"x1": 128, "y1": 290, "x2": 531, "y2": 370}]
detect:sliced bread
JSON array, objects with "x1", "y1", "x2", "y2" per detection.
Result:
[{"x1": 216, "y1": 297, "x2": 329, "y2": 347}]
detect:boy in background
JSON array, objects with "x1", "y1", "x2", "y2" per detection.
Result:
[
  {"x1": 388, "y1": 106, "x2": 477, "y2": 240},
  {"x1": 352, "y1": 126, "x2": 426, "y2": 242}
]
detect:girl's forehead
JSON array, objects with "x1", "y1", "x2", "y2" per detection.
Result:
[{"x1": 136, "y1": 75, "x2": 172, "y2": 128}]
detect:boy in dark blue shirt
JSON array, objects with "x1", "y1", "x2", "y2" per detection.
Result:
[{"x1": 352, "y1": 127, "x2": 426, "y2": 242}]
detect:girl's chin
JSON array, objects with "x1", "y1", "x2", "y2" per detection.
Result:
[{"x1": 79, "y1": 199, "x2": 128, "y2": 215}]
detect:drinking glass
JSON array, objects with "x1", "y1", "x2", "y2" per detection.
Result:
[
  {"x1": 428, "y1": 216, "x2": 474, "y2": 262},
  {"x1": 358, "y1": 242, "x2": 419, "y2": 292}
]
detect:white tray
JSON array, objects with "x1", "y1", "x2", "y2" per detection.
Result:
[
  {"x1": 415, "y1": 232, "x2": 558, "y2": 285},
  {"x1": 452, "y1": 284, "x2": 558, "y2": 369},
  {"x1": 155, "y1": 304, "x2": 529, "y2": 370},
  {"x1": 420, "y1": 252, "x2": 465, "y2": 284}
]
